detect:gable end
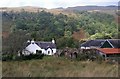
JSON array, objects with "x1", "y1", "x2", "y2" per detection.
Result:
[{"x1": 100, "y1": 40, "x2": 114, "y2": 48}]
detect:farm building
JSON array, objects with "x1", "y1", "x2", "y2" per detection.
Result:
[
  {"x1": 80, "y1": 39, "x2": 120, "y2": 57},
  {"x1": 22, "y1": 39, "x2": 56, "y2": 56},
  {"x1": 80, "y1": 39, "x2": 120, "y2": 49},
  {"x1": 97, "y1": 48, "x2": 120, "y2": 57}
]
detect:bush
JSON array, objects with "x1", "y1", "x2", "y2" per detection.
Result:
[
  {"x1": 2, "y1": 53, "x2": 44, "y2": 61},
  {"x1": 76, "y1": 49, "x2": 104, "y2": 62},
  {"x1": 2, "y1": 54, "x2": 13, "y2": 61},
  {"x1": 76, "y1": 53, "x2": 89, "y2": 61}
]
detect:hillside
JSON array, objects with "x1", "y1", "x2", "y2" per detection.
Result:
[
  {"x1": 66, "y1": 6, "x2": 119, "y2": 17},
  {"x1": 2, "y1": 56, "x2": 118, "y2": 77},
  {"x1": 0, "y1": 6, "x2": 76, "y2": 17},
  {"x1": 66, "y1": 6, "x2": 118, "y2": 11},
  {"x1": 1, "y1": 6, "x2": 46, "y2": 12},
  {"x1": 0, "y1": 6, "x2": 118, "y2": 15},
  {"x1": 2, "y1": 6, "x2": 118, "y2": 53}
]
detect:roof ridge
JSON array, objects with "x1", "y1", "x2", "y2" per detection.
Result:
[{"x1": 35, "y1": 41, "x2": 52, "y2": 43}]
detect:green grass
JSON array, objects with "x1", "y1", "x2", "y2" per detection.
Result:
[{"x1": 2, "y1": 56, "x2": 119, "y2": 77}]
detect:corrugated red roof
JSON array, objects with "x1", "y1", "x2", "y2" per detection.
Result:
[{"x1": 97, "y1": 48, "x2": 120, "y2": 54}]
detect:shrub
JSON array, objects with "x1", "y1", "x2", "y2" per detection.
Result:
[
  {"x1": 76, "y1": 53, "x2": 88, "y2": 61},
  {"x1": 18, "y1": 54, "x2": 44, "y2": 60},
  {"x1": 2, "y1": 54, "x2": 13, "y2": 61},
  {"x1": 2, "y1": 53, "x2": 44, "y2": 61}
]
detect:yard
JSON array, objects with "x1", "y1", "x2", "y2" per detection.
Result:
[{"x1": 2, "y1": 56, "x2": 119, "y2": 77}]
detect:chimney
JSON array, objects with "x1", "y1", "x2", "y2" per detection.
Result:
[
  {"x1": 52, "y1": 38, "x2": 55, "y2": 44},
  {"x1": 31, "y1": 39, "x2": 35, "y2": 44},
  {"x1": 27, "y1": 40, "x2": 30, "y2": 43}
]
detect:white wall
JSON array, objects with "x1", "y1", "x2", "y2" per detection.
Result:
[
  {"x1": 52, "y1": 49, "x2": 56, "y2": 54},
  {"x1": 86, "y1": 47, "x2": 90, "y2": 49},
  {"x1": 25, "y1": 43, "x2": 42, "y2": 54},
  {"x1": 81, "y1": 47, "x2": 85, "y2": 49},
  {"x1": 41, "y1": 48, "x2": 56, "y2": 55},
  {"x1": 46, "y1": 48, "x2": 52, "y2": 55},
  {"x1": 41, "y1": 49, "x2": 46, "y2": 54},
  {"x1": 25, "y1": 43, "x2": 57, "y2": 55}
]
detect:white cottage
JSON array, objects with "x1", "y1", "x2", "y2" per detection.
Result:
[{"x1": 22, "y1": 39, "x2": 56, "y2": 56}]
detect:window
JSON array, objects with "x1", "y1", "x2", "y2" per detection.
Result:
[
  {"x1": 36, "y1": 50, "x2": 42, "y2": 55},
  {"x1": 48, "y1": 51, "x2": 50, "y2": 54},
  {"x1": 32, "y1": 42, "x2": 34, "y2": 44}
]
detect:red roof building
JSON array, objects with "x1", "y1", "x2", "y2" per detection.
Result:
[{"x1": 97, "y1": 48, "x2": 120, "y2": 54}]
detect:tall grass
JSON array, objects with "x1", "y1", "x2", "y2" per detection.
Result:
[{"x1": 2, "y1": 56, "x2": 118, "y2": 77}]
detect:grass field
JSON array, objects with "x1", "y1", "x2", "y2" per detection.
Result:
[{"x1": 2, "y1": 56, "x2": 119, "y2": 77}]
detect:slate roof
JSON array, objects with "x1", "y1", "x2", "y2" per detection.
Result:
[
  {"x1": 35, "y1": 42, "x2": 56, "y2": 50},
  {"x1": 25, "y1": 41, "x2": 56, "y2": 50},
  {"x1": 109, "y1": 39, "x2": 120, "y2": 48},
  {"x1": 81, "y1": 39, "x2": 105, "y2": 48},
  {"x1": 80, "y1": 39, "x2": 120, "y2": 48}
]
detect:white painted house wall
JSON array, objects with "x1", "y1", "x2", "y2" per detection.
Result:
[
  {"x1": 41, "y1": 49, "x2": 46, "y2": 54},
  {"x1": 46, "y1": 48, "x2": 52, "y2": 55},
  {"x1": 24, "y1": 40, "x2": 57, "y2": 56},
  {"x1": 81, "y1": 47, "x2": 85, "y2": 49},
  {"x1": 26, "y1": 43, "x2": 42, "y2": 54},
  {"x1": 52, "y1": 49, "x2": 56, "y2": 54}
]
